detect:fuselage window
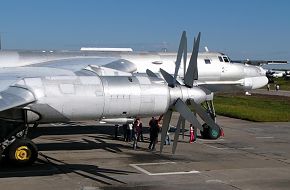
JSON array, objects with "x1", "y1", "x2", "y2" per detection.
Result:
[
  {"x1": 218, "y1": 56, "x2": 223, "y2": 62},
  {"x1": 204, "y1": 59, "x2": 211, "y2": 64},
  {"x1": 223, "y1": 56, "x2": 229, "y2": 62}
]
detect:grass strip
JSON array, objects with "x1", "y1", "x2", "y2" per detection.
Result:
[{"x1": 214, "y1": 93, "x2": 290, "y2": 122}]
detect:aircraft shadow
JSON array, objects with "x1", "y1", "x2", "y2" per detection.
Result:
[
  {"x1": 37, "y1": 136, "x2": 132, "y2": 153},
  {"x1": 0, "y1": 154, "x2": 135, "y2": 185},
  {"x1": 29, "y1": 124, "x2": 150, "y2": 139}
]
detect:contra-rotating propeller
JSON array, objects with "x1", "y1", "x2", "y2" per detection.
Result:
[{"x1": 157, "y1": 31, "x2": 221, "y2": 154}]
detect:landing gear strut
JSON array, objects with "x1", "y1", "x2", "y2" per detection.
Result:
[
  {"x1": 200, "y1": 100, "x2": 221, "y2": 139},
  {"x1": 0, "y1": 110, "x2": 38, "y2": 166}
]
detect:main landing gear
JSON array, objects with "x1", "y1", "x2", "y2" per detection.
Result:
[
  {"x1": 200, "y1": 100, "x2": 222, "y2": 140},
  {"x1": 0, "y1": 111, "x2": 38, "y2": 166}
]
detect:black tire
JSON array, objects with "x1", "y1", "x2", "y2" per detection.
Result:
[
  {"x1": 208, "y1": 127, "x2": 221, "y2": 140},
  {"x1": 201, "y1": 123, "x2": 221, "y2": 140},
  {"x1": 7, "y1": 139, "x2": 38, "y2": 166},
  {"x1": 200, "y1": 123, "x2": 209, "y2": 139}
]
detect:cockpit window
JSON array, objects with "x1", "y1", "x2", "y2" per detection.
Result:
[
  {"x1": 204, "y1": 59, "x2": 211, "y2": 64},
  {"x1": 218, "y1": 56, "x2": 223, "y2": 62},
  {"x1": 223, "y1": 56, "x2": 229, "y2": 62}
]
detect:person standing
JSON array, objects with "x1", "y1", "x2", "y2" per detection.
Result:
[
  {"x1": 127, "y1": 123, "x2": 133, "y2": 142},
  {"x1": 114, "y1": 124, "x2": 120, "y2": 140},
  {"x1": 133, "y1": 118, "x2": 142, "y2": 149},
  {"x1": 189, "y1": 124, "x2": 196, "y2": 143},
  {"x1": 122, "y1": 123, "x2": 128, "y2": 141},
  {"x1": 148, "y1": 117, "x2": 160, "y2": 151},
  {"x1": 164, "y1": 130, "x2": 171, "y2": 145},
  {"x1": 276, "y1": 84, "x2": 280, "y2": 91},
  {"x1": 267, "y1": 83, "x2": 270, "y2": 91}
]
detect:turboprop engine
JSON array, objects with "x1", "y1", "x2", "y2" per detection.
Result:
[{"x1": 0, "y1": 75, "x2": 207, "y2": 123}]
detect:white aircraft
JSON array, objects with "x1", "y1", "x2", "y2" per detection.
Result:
[
  {"x1": 0, "y1": 47, "x2": 267, "y2": 91},
  {"x1": 0, "y1": 32, "x2": 268, "y2": 166}
]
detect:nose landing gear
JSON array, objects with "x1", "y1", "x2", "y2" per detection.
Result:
[
  {"x1": 6, "y1": 139, "x2": 38, "y2": 165},
  {"x1": 200, "y1": 100, "x2": 222, "y2": 140},
  {"x1": 0, "y1": 110, "x2": 38, "y2": 166}
]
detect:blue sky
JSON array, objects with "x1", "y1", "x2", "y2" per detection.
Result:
[{"x1": 0, "y1": 0, "x2": 289, "y2": 61}]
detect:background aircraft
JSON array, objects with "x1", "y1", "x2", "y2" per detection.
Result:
[
  {"x1": 0, "y1": 46, "x2": 267, "y2": 92},
  {"x1": 262, "y1": 64, "x2": 290, "y2": 80},
  {"x1": 233, "y1": 59, "x2": 290, "y2": 80}
]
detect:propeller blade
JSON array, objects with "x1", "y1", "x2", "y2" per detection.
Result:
[
  {"x1": 184, "y1": 32, "x2": 201, "y2": 87},
  {"x1": 181, "y1": 117, "x2": 185, "y2": 139},
  {"x1": 174, "y1": 98, "x2": 203, "y2": 131},
  {"x1": 146, "y1": 69, "x2": 158, "y2": 78},
  {"x1": 173, "y1": 31, "x2": 187, "y2": 87},
  {"x1": 172, "y1": 115, "x2": 182, "y2": 154},
  {"x1": 160, "y1": 109, "x2": 173, "y2": 153},
  {"x1": 160, "y1": 68, "x2": 180, "y2": 86},
  {"x1": 183, "y1": 35, "x2": 187, "y2": 78},
  {"x1": 190, "y1": 100, "x2": 220, "y2": 131}
]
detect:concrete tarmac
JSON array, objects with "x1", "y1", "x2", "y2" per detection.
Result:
[
  {"x1": 1, "y1": 114, "x2": 290, "y2": 190},
  {"x1": 251, "y1": 89, "x2": 290, "y2": 97}
]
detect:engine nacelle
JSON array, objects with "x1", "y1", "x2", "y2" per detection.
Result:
[{"x1": 8, "y1": 75, "x2": 207, "y2": 123}]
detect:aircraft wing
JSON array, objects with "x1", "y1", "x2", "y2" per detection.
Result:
[
  {"x1": 29, "y1": 57, "x2": 137, "y2": 74},
  {"x1": 0, "y1": 60, "x2": 136, "y2": 113},
  {"x1": 0, "y1": 66, "x2": 78, "y2": 113},
  {"x1": 197, "y1": 81, "x2": 244, "y2": 92},
  {"x1": 0, "y1": 85, "x2": 36, "y2": 112},
  {"x1": 0, "y1": 67, "x2": 76, "y2": 91}
]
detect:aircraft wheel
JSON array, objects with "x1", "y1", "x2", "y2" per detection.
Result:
[
  {"x1": 201, "y1": 123, "x2": 220, "y2": 140},
  {"x1": 7, "y1": 139, "x2": 38, "y2": 165}
]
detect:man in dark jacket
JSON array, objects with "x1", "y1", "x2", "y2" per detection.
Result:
[{"x1": 148, "y1": 117, "x2": 160, "y2": 150}]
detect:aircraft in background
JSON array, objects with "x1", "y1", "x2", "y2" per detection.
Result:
[
  {"x1": 262, "y1": 63, "x2": 290, "y2": 80},
  {"x1": 233, "y1": 59, "x2": 290, "y2": 81},
  {"x1": 0, "y1": 47, "x2": 267, "y2": 92}
]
